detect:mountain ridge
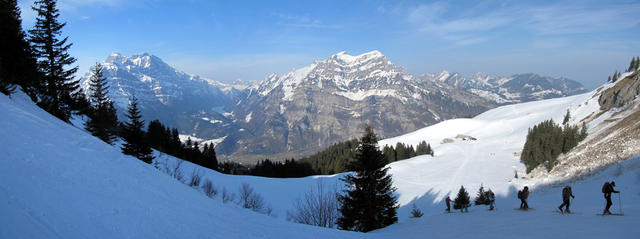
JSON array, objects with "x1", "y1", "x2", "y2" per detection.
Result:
[{"x1": 80, "y1": 51, "x2": 587, "y2": 162}]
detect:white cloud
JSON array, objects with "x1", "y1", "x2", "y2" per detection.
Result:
[
  {"x1": 522, "y1": 3, "x2": 640, "y2": 35},
  {"x1": 274, "y1": 13, "x2": 343, "y2": 30},
  {"x1": 403, "y1": 1, "x2": 640, "y2": 45}
]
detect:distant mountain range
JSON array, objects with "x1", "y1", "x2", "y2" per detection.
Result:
[{"x1": 80, "y1": 51, "x2": 587, "y2": 162}]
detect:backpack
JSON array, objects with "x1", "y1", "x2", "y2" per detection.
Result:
[
  {"x1": 517, "y1": 190, "x2": 522, "y2": 199},
  {"x1": 562, "y1": 187, "x2": 570, "y2": 199},
  {"x1": 602, "y1": 182, "x2": 610, "y2": 193}
]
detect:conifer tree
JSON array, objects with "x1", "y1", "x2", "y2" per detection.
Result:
[
  {"x1": 453, "y1": 185, "x2": 471, "y2": 212},
  {"x1": 410, "y1": 204, "x2": 423, "y2": 218},
  {"x1": 121, "y1": 96, "x2": 154, "y2": 163},
  {"x1": 85, "y1": 63, "x2": 118, "y2": 144},
  {"x1": 29, "y1": 0, "x2": 85, "y2": 121},
  {"x1": 0, "y1": 0, "x2": 40, "y2": 95},
  {"x1": 562, "y1": 109, "x2": 571, "y2": 125},
  {"x1": 474, "y1": 185, "x2": 490, "y2": 205},
  {"x1": 338, "y1": 125, "x2": 398, "y2": 232},
  {"x1": 383, "y1": 145, "x2": 396, "y2": 162},
  {"x1": 612, "y1": 70, "x2": 620, "y2": 83},
  {"x1": 202, "y1": 143, "x2": 218, "y2": 171}
]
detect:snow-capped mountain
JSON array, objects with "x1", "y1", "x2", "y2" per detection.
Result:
[
  {"x1": 79, "y1": 53, "x2": 238, "y2": 135},
  {"x1": 80, "y1": 51, "x2": 586, "y2": 162},
  {"x1": 223, "y1": 51, "x2": 495, "y2": 161},
  {"x1": 419, "y1": 71, "x2": 587, "y2": 104}
]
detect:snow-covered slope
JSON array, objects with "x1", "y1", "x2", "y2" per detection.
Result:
[
  {"x1": 378, "y1": 76, "x2": 638, "y2": 206},
  {"x1": 0, "y1": 92, "x2": 360, "y2": 239},
  {"x1": 1, "y1": 71, "x2": 636, "y2": 238}
]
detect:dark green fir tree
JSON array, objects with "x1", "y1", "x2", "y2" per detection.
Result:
[
  {"x1": 0, "y1": 0, "x2": 40, "y2": 95},
  {"x1": 338, "y1": 125, "x2": 398, "y2": 232},
  {"x1": 29, "y1": 0, "x2": 87, "y2": 121},
  {"x1": 85, "y1": 63, "x2": 118, "y2": 144},
  {"x1": 474, "y1": 185, "x2": 489, "y2": 205},
  {"x1": 121, "y1": 96, "x2": 153, "y2": 163},
  {"x1": 453, "y1": 185, "x2": 471, "y2": 212},
  {"x1": 202, "y1": 143, "x2": 218, "y2": 171}
]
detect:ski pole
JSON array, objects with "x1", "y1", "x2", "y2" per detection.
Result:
[{"x1": 618, "y1": 193, "x2": 622, "y2": 214}]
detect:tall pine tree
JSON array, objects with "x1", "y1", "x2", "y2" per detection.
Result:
[
  {"x1": 338, "y1": 125, "x2": 398, "y2": 232},
  {"x1": 0, "y1": 0, "x2": 40, "y2": 95},
  {"x1": 121, "y1": 96, "x2": 153, "y2": 163},
  {"x1": 29, "y1": 0, "x2": 85, "y2": 121},
  {"x1": 85, "y1": 63, "x2": 118, "y2": 144}
]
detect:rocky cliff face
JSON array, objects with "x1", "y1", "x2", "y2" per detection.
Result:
[
  {"x1": 599, "y1": 71, "x2": 640, "y2": 111},
  {"x1": 222, "y1": 51, "x2": 495, "y2": 161}
]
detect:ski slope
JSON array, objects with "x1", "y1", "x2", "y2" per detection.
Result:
[{"x1": 1, "y1": 84, "x2": 639, "y2": 238}]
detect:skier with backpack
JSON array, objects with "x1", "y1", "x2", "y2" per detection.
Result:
[
  {"x1": 488, "y1": 190, "x2": 496, "y2": 210},
  {"x1": 602, "y1": 181, "x2": 620, "y2": 215},
  {"x1": 518, "y1": 186, "x2": 530, "y2": 209},
  {"x1": 445, "y1": 196, "x2": 452, "y2": 212},
  {"x1": 558, "y1": 186, "x2": 575, "y2": 213}
]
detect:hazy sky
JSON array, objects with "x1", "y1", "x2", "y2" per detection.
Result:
[{"x1": 19, "y1": 0, "x2": 640, "y2": 89}]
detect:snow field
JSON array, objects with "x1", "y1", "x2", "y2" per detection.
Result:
[{"x1": 1, "y1": 79, "x2": 638, "y2": 239}]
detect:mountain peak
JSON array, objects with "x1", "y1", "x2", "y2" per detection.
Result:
[{"x1": 330, "y1": 50, "x2": 386, "y2": 65}]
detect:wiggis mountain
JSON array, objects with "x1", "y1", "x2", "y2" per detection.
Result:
[{"x1": 80, "y1": 51, "x2": 586, "y2": 162}]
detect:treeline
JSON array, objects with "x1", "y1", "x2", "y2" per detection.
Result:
[
  {"x1": 296, "y1": 139, "x2": 359, "y2": 175},
  {"x1": 383, "y1": 141, "x2": 433, "y2": 163},
  {"x1": 607, "y1": 56, "x2": 639, "y2": 83},
  {"x1": 521, "y1": 111, "x2": 587, "y2": 173},
  {"x1": 250, "y1": 159, "x2": 314, "y2": 178},
  {"x1": 146, "y1": 120, "x2": 218, "y2": 171},
  {"x1": 249, "y1": 139, "x2": 434, "y2": 178}
]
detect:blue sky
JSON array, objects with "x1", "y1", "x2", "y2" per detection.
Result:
[{"x1": 19, "y1": 0, "x2": 640, "y2": 89}]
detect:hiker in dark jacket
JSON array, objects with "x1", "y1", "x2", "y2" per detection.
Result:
[
  {"x1": 445, "y1": 196, "x2": 452, "y2": 212},
  {"x1": 603, "y1": 181, "x2": 620, "y2": 215},
  {"x1": 558, "y1": 186, "x2": 575, "y2": 213},
  {"x1": 519, "y1": 186, "x2": 530, "y2": 209}
]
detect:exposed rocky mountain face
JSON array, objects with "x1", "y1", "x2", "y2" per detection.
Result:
[
  {"x1": 599, "y1": 71, "x2": 640, "y2": 110},
  {"x1": 529, "y1": 69, "x2": 640, "y2": 180},
  {"x1": 419, "y1": 71, "x2": 587, "y2": 104},
  {"x1": 224, "y1": 51, "x2": 495, "y2": 161},
  {"x1": 81, "y1": 51, "x2": 587, "y2": 163}
]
